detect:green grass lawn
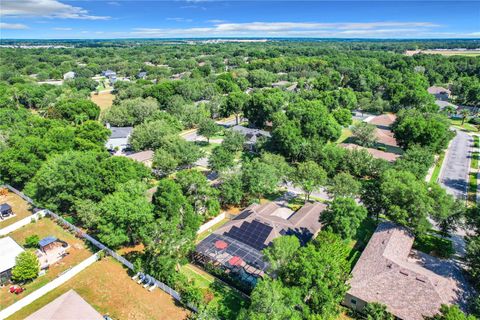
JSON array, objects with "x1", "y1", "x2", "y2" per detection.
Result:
[
  {"x1": 337, "y1": 120, "x2": 360, "y2": 144},
  {"x1": 413, "y1": 233, "x2": 454, "y2": 259},
  {"x1": 180, "y1": 264, "x2": 248, "y2": 320},
  {"x1": 430, "y1": 152, "x2": 446, "y2": 183},
  {"x1": 196, "y1": 218, "x2": 229, "y2": 242},
  {"x1": 468, "y1": 135, "x2": 479, "y2": 204},
  {"x1": 347, "y1": 218, "x2": 378, "y2": 269},
  {"x1": 451, "y1": 119, "x2": 478, "y2": 132},
  {"x1": 195, "y1": 141, "x2": 221, "y2": 154}
]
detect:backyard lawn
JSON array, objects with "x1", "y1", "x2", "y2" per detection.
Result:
[
  {"x1": 90, "y1": 91, "x2": 115, "y2": 112},
  {"x1": 181, "y1": 263, "x2": 248, "y2": 320},
  {"x1": 347, "y1": 218, "x2": 377, "y2": 269},
  {"x1": 1, "y1": 218, "x2": 93, "y2": 309},
  {"x1": 7, "y1": 257, "x2": 188, "y2": 320},
  {"x1": 0, "y1": 191, "x2": 33, "y2": 229},
  {"x1": 451, "y1": 119, "x2": 478, "y2": 133}
]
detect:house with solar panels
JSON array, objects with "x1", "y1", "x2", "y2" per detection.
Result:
[{"x1": 194, "y1": 200, "x2": 326, "y2": 288}]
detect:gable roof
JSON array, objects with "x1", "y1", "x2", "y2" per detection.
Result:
[
  {"x1": 126, "y1": 150, "x2": 154, "y2": 163},
  {"x1": 25, "y1": 290, "x2": 103, "y2": 320},
  {"x1": 0, "y1": 237, "x2": 24, "y2": 273},
  {"x1": 231, "y1": 125, "x2": 271, "y2": 144},
  {"x1": 109, "y1": 126, "x2": 133, "y2": 139},
  {"x1": 347, "y1": 222, "x2": 471, "y2": 320}
]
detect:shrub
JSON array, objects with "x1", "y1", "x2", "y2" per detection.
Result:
[{"x1": 24, "y1": 235, "x2": 39, "y2": 248}]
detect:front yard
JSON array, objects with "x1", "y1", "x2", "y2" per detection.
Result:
[
  {"x1": 1, "y1": 218, "x2": 93, "y2": 309},
  {"x1": 7, "y1": 257, "x2": 188, "y2": 320}
]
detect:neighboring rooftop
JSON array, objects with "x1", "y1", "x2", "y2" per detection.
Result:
[
  {"x1": 341, "y1": 143, "x2": 400, "y2": 162},
  {"x1": 126, "y1": 150, "x2": 154, "y2": 163},
  {"x1": 347, "y1": 221, "x2": 471, "y2": 320},
  {"x1": 0, "y1": 237, "x2": 25, "y2": 273},
  {"x1": 366, "y1": 113, "x2": 398, "y2": 147},
  {"x1": 108, "y1": 126, "x2": 133, "y2": 139},
  {"x1": 428, "y1": 86, "x2": 451, "y2": 95},
  {"x1": 25, "y1": 289, "x2": 104, "y2": 320},
  {"x1": 231, "y1": 125, "x2": 271, "y2": 145}
]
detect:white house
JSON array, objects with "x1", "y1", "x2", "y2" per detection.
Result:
[
  {"x1": 63, "y1": 71, "x2": 75, "y2": 80},
  {"x1": 105, "y1": 124, "x2": 133, "y2": 154},
  {"x1": 0, "y1": 237, "x2": 25, "y2": 283}
]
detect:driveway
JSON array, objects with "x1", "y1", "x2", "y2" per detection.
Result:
[{"x1": 439, "y1": 129, "x2": 472, "y2": 200}]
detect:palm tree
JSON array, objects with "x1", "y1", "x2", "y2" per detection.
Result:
[{"x1": 460, "y1": 109, "x2": 470, "y2": 125}]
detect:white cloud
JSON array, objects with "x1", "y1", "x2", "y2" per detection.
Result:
[
  {"x1": 0, "y1": 22, "x2": 29, "y2": 30},
  {"x1": 52, "y1": 27, "x2": 72, "y2": 31},
  {"x1": 107, "y1": 1, "x2": 120, "y2": 5},
  {"x1": 1, "y1": 0, "x2": 110, "y2": 20},
  {"x1": 131, "y1": 21, "x2": 441, "y2": 38},
  {"x1": 166, "y1": 17, "x2": 193, "y2": 23},
  {"x1": 207, "y1": 19, "x2": 227, "y2": 23}
]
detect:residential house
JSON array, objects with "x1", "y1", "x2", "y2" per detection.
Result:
[
  {"x1": 126, "y1": 150, "x2": 154, "y2": 168},
  {"x1": 428, "y1": 86, "x2": 451, "y2": 101},
  {"x1": 195, "y1": 201, "x2": 326, "y2": 286},
  {"x1": 231, "y1": 125, "x2": 271, "y2": 151},
  {"x1": 25, "y1": 290, "x2": 104, "y2": 320},
  {"x1": 0, "y1": 237, "x2": 25, "y2": 283},
  {"x1": 63, "y1": 71, "x2": 75, "y2": 80},
  {"x1": 105, "y1": 124, "x2": 133, "y2": 154},
  {"x1": 343, "y1": 222, "x2": 471, "y2": 320},
  {"x1": 137, "y1": 71, "x2": 147, "y2": 79},
  {"x1": 102, "y1": 70, "x2": 116, "y2": 78}
]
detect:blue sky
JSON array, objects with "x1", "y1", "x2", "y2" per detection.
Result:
[{"x1": 1, "y1": 1, "x2": 479, "y2": 39}]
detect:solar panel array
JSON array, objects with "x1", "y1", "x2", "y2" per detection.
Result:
[{"x1": 225, "y1": 220, "x2": 272, "y2": 251}]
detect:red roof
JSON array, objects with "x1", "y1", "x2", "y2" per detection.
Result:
[
  {"x1": 214, "y1": 240, "x2": 228, "y2": 250},
  {"x1": 228, "y1": 256, "x2": 243, "y2": 266}
]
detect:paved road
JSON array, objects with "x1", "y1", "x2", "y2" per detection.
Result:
[{"x1": 439, "y1": 129, "x2": 472, "y2": 200}]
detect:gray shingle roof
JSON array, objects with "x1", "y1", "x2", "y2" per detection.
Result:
[
  {"x1": 109, "y1": 126, "x2": 133, "y2": 139},
  {"x1": 347, "y1": 221, "x2": 471, "y2": 320}
]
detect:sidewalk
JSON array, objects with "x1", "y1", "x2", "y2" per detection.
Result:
[
  {"x1": 0, "y1": 253, "x2": 99, "y2": 320},
  {"x1": 0, "y1": 210, "x2": 46, "y2": 236}
]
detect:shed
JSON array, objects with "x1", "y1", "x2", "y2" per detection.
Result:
[{"x1": 0, "y1": 203, "x2": 13, "y2": 217}]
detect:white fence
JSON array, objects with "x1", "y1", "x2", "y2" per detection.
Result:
[{"x1": 0, "y1": 184, "x2": 196, "y2": 313}]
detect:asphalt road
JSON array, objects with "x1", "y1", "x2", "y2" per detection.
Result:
[{"x1": 439, "y1": 129, "x2": 472, "y2": 200}]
